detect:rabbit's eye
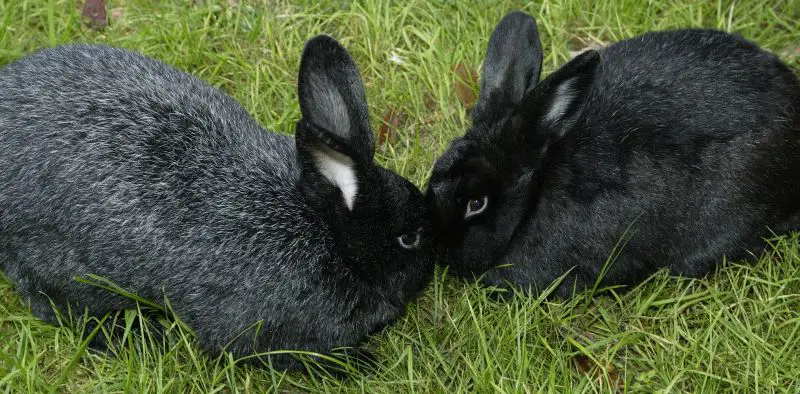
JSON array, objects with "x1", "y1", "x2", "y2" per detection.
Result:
[
  {"x1": 397, "y1": 230, "x2": 421, "y2": 250},
  {"x1": 464, "y1": 196, "x2": 489, "y2": 218}
]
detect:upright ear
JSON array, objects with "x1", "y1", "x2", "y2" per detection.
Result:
[
  {"x1": 523, "y1": 48, "x2": 601, "y2": 140},
  {"x1": 295, "y1": 35, "x2": 375, "y2": 211},
  {"x1": 471, "y1": 11, "x2": 543, "y2": 127}
]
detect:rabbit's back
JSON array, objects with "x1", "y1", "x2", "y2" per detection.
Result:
[
  {"x1": 0, "y1": 44, "x2": 316, "y2": 312},
  {"x1": 568, "y1": 29, "x2": 799, "y2": 216},
  {"x1": 596, "y1": 30, "x2": 795, "y2": 134},
  {"x1": 0, "y1": 44, "x2": 298, "y2": 183},
  {"x1": 526, "y1": 30, "x2": 800, "y2": 287},
  {"x1": 0, "y1": 43, "x2": 300, "y2": 226}
]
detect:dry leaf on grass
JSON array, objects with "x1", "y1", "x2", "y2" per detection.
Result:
[
  {"x1": 566, "y1": 329, "x2": 624, "y2": 392},
  {"x1": 572, "y1": 354, "x2": 623, "y2": 391},
  {"x1": 110, "y1": 7, "x2": 124, "y2": 22},
  {"x1": 423, "y1": 92, "x2": 438, "y2": 112},
  {"x1": 567, "y1": 36, "x2": 609, "y2": 60},
  {"x1": 82, "y1": 0, "x2": 107, "y2": 30},
  {"x1": 453, "y1": 63, "x2": 479, "y2": 111},
  {"x1": 378, "y1": 106, "x2": 404, "y2": 148}
]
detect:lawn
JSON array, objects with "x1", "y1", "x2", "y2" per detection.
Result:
[{"x1": 1, "y1": 0, "x2": 799, "y2": 392}]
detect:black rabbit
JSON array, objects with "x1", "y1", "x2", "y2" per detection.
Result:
[
  {"x1": 0, "y1": 35, "x2": 435, "y2": 371},
  {"x1": 426, "y1": 11, "x2": 800, "y2": 297}
]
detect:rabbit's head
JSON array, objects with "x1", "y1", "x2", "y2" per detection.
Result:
[
  {"x1": 295, "y1": 36, "x2": 435, "y2": 298},
  {"x1": 426, "y1": 12, "x2": 601, "y2": 277}
]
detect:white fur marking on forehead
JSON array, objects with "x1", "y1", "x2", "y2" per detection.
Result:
[
  {"x1": 544, "y1": 78, "x2": 575, "y2": 123},
  {"x1": 312, "y1": 144, "x2": 358, "y2": 210}
]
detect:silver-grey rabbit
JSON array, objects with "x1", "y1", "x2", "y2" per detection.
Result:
[{"x1": 0, "y1": 35, "x2": 435, "y2": 372}]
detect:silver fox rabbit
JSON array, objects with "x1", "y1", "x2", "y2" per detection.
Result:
[
  {"x1": 0, "y1": 36, "x2": 435, "y2": 371},
  {"x1": 426, "y1": 11, "x2": 800, "y2": 297}
]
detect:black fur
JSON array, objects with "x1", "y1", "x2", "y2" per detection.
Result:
[
  {"x1": 0, "y1": 36, "x2": 435, "y2": 372},
  {"x1": 426, "y1": 11, "x2": 800, "y2": 297}
]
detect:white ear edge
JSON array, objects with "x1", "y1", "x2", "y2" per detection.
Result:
[
  {"x1": 312, "y1": 144, "x2": 358, "y2": 211},
  {"x1": 543, "y1": 78, "x2": 575, "y2": 123}
]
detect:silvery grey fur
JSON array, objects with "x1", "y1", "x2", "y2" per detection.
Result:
[{"x1": 0, "y1": 35, "x2": 435, "y2": 371}]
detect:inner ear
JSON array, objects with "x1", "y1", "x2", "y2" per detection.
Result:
[
  {"x1": 310, "y1": 143, "x2": 359, "y2": 211},
  {"x1": 296, "y1": 35, "x2": 375, "y2": 213},
  {"x1": 492, "y1": 50, "x2": 601, "y2": 168},
  {"x1": 542, "y1": 78, "x2": 577, "y2": 124},
  {"x1": 297, "y1": 35, "x2": 375, "y2": 165},
  {"x1": 525, "y1": 49, "x2": 601, "y2": 134}
]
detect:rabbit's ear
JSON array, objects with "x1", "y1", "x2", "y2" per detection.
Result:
[
  {"x1": 472, "y1": 11, "x2": 543, "y2": 127},
  {"x1": 524, "y1": 48, "x2": 600, "y2": 138},
  {"x1": 295, "y1": 35, "x2": 375, "y2": 211}
]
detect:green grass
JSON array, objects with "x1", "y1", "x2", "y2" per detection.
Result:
[{"x1": 1, "y1": 0, "x2": 799, "y2": 392}]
